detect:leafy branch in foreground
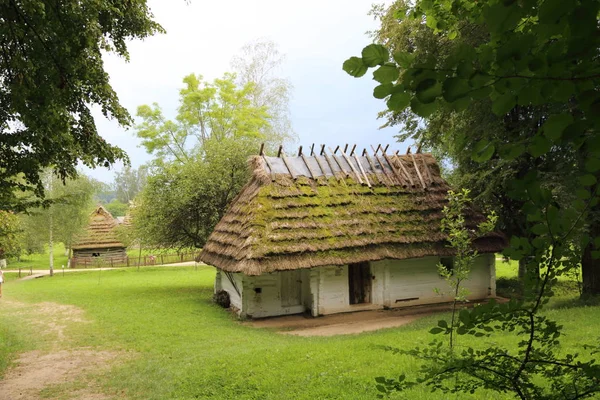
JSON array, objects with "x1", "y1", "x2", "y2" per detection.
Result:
[{"x1": 347, "y1": 0, "x2": 600, "y2": 398}]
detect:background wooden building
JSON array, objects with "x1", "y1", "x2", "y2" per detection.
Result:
[{"x1": 71, "y1": 205, "x2": 128, "y2": 266}]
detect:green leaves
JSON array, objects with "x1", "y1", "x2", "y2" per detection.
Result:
[
  {"x1": 343, "y1": 57, "x2": 368, "y2": 78},
  {"x1": 362, "y1": 44, "x2": 389, "y2": 67},
  {"x1": 492, "y1": 92, "x2": 517, "y2": 116},
  {"x1": 542, "y1": 114, "x2": 573, "y2": 142},
  {"x1": 415, "y1": 79, "x2": 442, "y2": 104},
  {"x1": 472, "y1": 140, "x2": 495, "y2": 162},
  {"x1": 373, "y1": 84, "x2": 394, "y2": 99},
  {"x1": 373, "y1": 64, "x2": 400, "y2": 84},
  {"x1": 387, "y1": 92, "x2": 411, "y2": 111},
  {"x1": 393, "y1": 51, "x2": 415, "y2": 68},
  {"x1": 443, "y1": 78, "x2": 470, "y2": 102}
]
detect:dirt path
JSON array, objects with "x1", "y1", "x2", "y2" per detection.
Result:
[{"x1": 0, "y1": 300, "x2": 126, "y2": 400}]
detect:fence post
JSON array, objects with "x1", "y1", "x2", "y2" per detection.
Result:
[
  {"x1": 110, "y1": 259, "x2": 114, "y2": 268},
  {"x1": 29, "y1": 266, "x2": 32, "y2": 276},
  {"x1": 126, "y1": 256, "x2": 129, "y2": 267},
  {"x1": 18, "y1": 268, "x2": 21, "y2": 278}
]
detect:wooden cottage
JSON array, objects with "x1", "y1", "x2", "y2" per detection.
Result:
[
  {"x1": 199, "y1": 147, "x2": 506, "y2": 318},
  {"x1": 71, "y1": 205, "x2": 128, "y2": 266}
]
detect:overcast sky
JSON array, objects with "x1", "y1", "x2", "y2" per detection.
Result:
[{"x1": 86, "y1": 0, "x2": 406, "y2": 183}]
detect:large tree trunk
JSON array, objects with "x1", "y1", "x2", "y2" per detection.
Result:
[{"x1": 582, "y1": 237, "x2": 600, "y2": 298}]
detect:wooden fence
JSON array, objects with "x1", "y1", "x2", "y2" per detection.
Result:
[{"x1": 69, "y1": 252, "x2": 201, "y2": 269}]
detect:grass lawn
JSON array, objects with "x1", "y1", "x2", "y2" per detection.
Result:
[{"x1": 0, "y1": 265, "x2": 597, "y2": 399}]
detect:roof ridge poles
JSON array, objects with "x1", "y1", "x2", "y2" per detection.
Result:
[
  {"x1": 364, "y1": 149, "x2": 388, "y2": 186},
  {"x1": 409, "y1": 153, "x2": 427, "y2": 189},
  {"x1": 300, "y1": 150, "x2": 318, "y2": 180},
  {"x1": 380, "y1": 147, "x2": 409, "y2": 187},
  {"x1": 421, "y1": 156, "x2": 433, "y2": 185},
  {"x1": 370, "y1": 145, "x2": 397, "y2": 186},
  {"x1": 313, "y1": 145, "x2": 330, "y2": 181},
  {"x1": 329, "y1": 146, "x2": 351, "y2": 179},
  {"x1": 261, "y1": 154, "x2": 276, "y2": 181},
  {"x1": 353, "y1": 152, "x2": 371, "y2": 188},
  {"x1": 386, "y1": 150, "x2": 413, "y2": 187},
  {"x1": 279, "y1": 147, "x2": 297, "y2": 180},
  {"x1": 322, "y1": 147, "x2": 344, "y2": 183},
  {"x1": 339, "y1": 146, "x2": 364, "y2": 185}
]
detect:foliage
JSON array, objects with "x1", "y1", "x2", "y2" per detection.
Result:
[
  {"x1": 20, "y1": 171, "x2": 98, "y2": 257},
  {"x1": 0, "y1": 0, "x2": 163, "y2": 201},
  {"x1": 346, "y1": 0, "x2": 600, "y2": 398},
  {"x1": 114, "y1": 165, "x2": 148, "y2": 204},
  {"x1": 433, "y1": 189, "x2": 497, "y2": 348},
  {"x1": 0, "y1": 210, "x2": 22, "y2": 259},
  {"x1": 133, "y1": 137, "x2": 255, "y2": 249},
  {"x1": 104, "y1": 199, "x2": 129, "y2": 218},
  {"x1": 135, "y1": 73, "x2": 271, "y2": 164}
]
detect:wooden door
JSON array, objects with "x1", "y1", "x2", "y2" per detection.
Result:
[
  {"x1": 349, "y1": 262, "x2": 372, "y2": 304},
  {"x1": 281, "y1": 270, "x2": 302, "y2": 307}
]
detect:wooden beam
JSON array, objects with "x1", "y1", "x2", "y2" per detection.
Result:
[
  {"x1": 261, "y1": 155, "x2": 276, "y2": 181},
  {"x1": 298, "y1": 145, "x2": 303, "y2": 156},
  {"x1": 383, "y1": 144, "x2": 389, "y2": 153},
  {"x1": 382, "y1": 152, "x2": 407, "y2": 186},
  {"x1": 323, "y1": 150, "x2": 344, "y2": 183},
  {"x1": 277, "y1": 145, "x2": 283, "y2": 158},
  {"x1": 421, "y1": 156, "x2": 433, "y2": 185},
  {"x1": 344, "y1": 143, "x2": 349, "y2": 153},
  {"x1": 334, "y1": 145, "x2": 340, "y2": 154},
  {"x1": 365, "y1": 152, "x2": 387, "y2": 186},
  {"x1": 354, "y1": 154, "x2": 371, "y2": 188},
  {"x1": 340, "y1": 147, "x2": 364, "y2": 184},
  {"x1": 301, "y1": 153, "x2": 317, "y2": 180},
  {"x1": 410, "y1": 153, "x2": 427, "y2": 189},
  {"x1": 310, "y1": 143, "x2": 315, "y2": 156},
  {"x1": 313, "y1": 153, "x2": 329, "y2": 179},
  {"x1": 281, "y1": 153, "x2": 297, "y2": 180},
  {"x1": 328, "y1": 147, "x2": 350, "y2": 178},
  {"x1": 375, "y1": 144, "x2": 382, "y2": 154},
  {"x1": 370, "y1": 145, "x2": 396, "y2": 186},
  {"x1": 320, "y1": 144, "x2": 325, "y2": 155},
  {"x1": 259, "y1": 142, "x2": 264, "y2": 156},
  {"x1": 350, "y1": 144, "x2": 357, "y2": 156}
]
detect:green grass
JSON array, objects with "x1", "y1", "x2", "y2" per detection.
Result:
[{"x1": 0, "y1": 266, "x2": 598, "y2": 399}]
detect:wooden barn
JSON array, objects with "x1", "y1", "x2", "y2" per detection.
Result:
[
  {"x1": 71, "y1": 205, "x2": 128, "y2": 266},
  {"x1": 199, "y1": 146, "x2": 506, "y2": 318}
]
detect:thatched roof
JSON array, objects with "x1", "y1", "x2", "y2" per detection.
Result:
[
  {"x1": 199, "y1": 148, "x2": 506, "y2": 275},
  {"x1": 72, "y1": 205, "x2": 126, "y2": 250}
]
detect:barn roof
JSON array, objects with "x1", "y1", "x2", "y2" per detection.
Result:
[
  {"x1": 72, "y1": 205, "x2": 127, "y2": 250},
  {"x1": 199, "y1": 147, "x2": 506, "y2": 275}
]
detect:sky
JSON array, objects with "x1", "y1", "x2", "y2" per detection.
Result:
[{"x1": 86, "y1": 0, "x2": 406, "y2": 184}]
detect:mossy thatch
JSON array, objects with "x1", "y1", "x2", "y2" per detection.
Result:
[
  {"x1": 199, "y1": 153, "x2": 506, "y2": 275},
  {"x1": 72, "y1": 205, "x2": 126, "y2": 250}
]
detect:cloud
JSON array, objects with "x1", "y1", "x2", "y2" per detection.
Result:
[{"x1": 85, "y1": 0, "x2": 403, "y2": 183}]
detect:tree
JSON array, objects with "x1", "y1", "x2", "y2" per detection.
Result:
[
  {"x1": 133, "y1": 137, "x2": 255, "y2": 249},
  {"x1": 104, "y1": 199, "x2": 129, "y2": 218},
  {"x1": 133, "y1": 69, "x2": 285, "y2": 249},
  {"x1": 345, "y1": 0, "x2": 600, "y2": 398},
  {"x1": 231, "y1": 39, "x2": 297, "y2": 148},
  {"x1": 136, "y1": 73, "x2": 271, "y2": 164},
  {"x1": 369, "y1": 0, "x2": 580, "y2": 285},
  {"x1": 0, "y1": 210, "x2": 22, "y2": 266},
  {"x1": 114, "y1": 165, "x2": 149, "y2": 204},
  {"x1": 0, "y1": 1, "x2": 163, "y2": 202}
]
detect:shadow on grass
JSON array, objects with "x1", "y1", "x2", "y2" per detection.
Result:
[{"x1": 497, "y1": 277, "x2": 600, "y2": 310}]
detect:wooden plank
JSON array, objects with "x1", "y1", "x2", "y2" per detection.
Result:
[
  {"x1": 364, "y1": 153, "x2": 387, "y2": 186},
  {"x1": 421, "y1": 156, "x2": 433, "y2": 184},
  {"x1": 394, "y1": 155, "x2": 414, "y2": 186},
  {"x1": 300, "y1": 153, "x2": 318, "y2": 180},
  {"x1": 322, "y1": 150, "x2": 343, "y2": 183},
  {"x1": 261, "y1": 155, "x2": 276, "y2": 181},
  {"x1": 281, "y1": 153, "x2": 297, "y2": 180},
  {"x1": 354, "y1": 154, "x2": 371, "y2": 188},
  {"x1": 370, "y1": 145, "x2": 396, "y2": 186},
  {"x1": 340, "y1": 148, "x2": 364, "y2": 184},
  {"x1": 313, "y1": 155, "x2": 329, "y2": 181},
  {"x1": 410, "y1": 153, "x2": 427, "y2": 189},
  {"x1": 382, "y1": 152, "x2": 408, "y2": 186},
  {"x1": 328, "y1": 147, "x2": 350, "y2": 178}
]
